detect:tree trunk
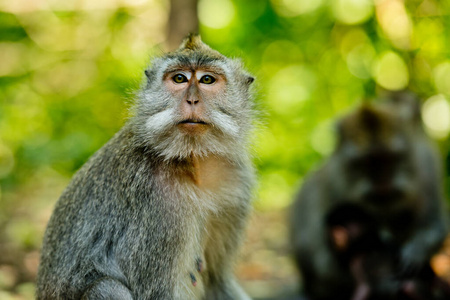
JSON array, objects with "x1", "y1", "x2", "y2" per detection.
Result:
[{"x1": 167, "y1": 0, "x2": 199, "y2": 50}]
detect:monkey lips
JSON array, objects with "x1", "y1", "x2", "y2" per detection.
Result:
[{"x1": 178, "y1": 118, "x2": 209, "y2": 135}]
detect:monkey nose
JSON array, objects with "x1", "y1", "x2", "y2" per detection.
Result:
[{"x1": 186, "y1": 99, "x2": 199, "y2": 105}]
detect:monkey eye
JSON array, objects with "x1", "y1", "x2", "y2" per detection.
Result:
[
  {"x1": 172, "y1": 74, "x2": 188, "y2": 84},
  {"x1": 199, "y1": 75, "x2": 216, "y2": 84}
]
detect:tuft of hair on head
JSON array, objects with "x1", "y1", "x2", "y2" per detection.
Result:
[
  {"x1": 359, "y1": 105, "x2": 383, "y2": 133},
  {"x1": 177, "y1": 33, "x2": 205, "y2": 51},
  {"x1": 174, "y1": 33, "x2": 224, "y2": 59},
  {"x1": 335, "y1": 104, "x2": 390, "y2": 146}
]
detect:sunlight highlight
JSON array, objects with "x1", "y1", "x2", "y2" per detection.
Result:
[
  {"x1": 271, "y1": 0, "x2": 323, "y2": 17},
  {"x1": 422, "y1": 94, "x2": 450, "y2": 139},
  {"x1": 332, "y1": 0, "x2": 373, "y2": 25},
  {"x1": 433, "y1": 62, "x2": 450, "y2": 95},
  {"x1": 198, "y1": 0, "x2": 235, "y2": 29},
  {"x1": 373, "y1": 51, "x2": 409, "y2": 90}
]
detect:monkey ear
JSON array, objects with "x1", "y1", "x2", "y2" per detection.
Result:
[
  {"x1": 144, "y1": 69, "x2": 155, "y2": 85},
  {"x1": 389, "y1": 90, "x2": 421, "y2": 122}
]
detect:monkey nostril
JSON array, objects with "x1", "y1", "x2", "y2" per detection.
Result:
[{"x1": 187, "y1": 99, "x2": 199, "y2": 105}]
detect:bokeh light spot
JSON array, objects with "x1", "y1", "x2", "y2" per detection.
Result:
[
  {"x1": 310, "y1": 121, "x2": 336, "y2": 156},
  {"x1": 433, "y1": 62, "x2": 450, "y2": 96},
  {"x1": 271, "y1": 0, "x2": 323, "y2": 17},
  {"x1": 346, "y1": 44, "x2": 376, "y2": 79},
  {"x1": 376, "y1": 0, "x2": 412, "y2": 49},
  {"x1": 422, "y1": 94, "x2": 450, "y2": 139},
  {"x1": 373, "y1": 51, "x2": 409, "y2": 90},
  {"x1": 332, "y1": 0, "x2": 373, "y2": 25},
  {"x1": 268, "y1": 65, "x2": 316, "y2": 115},
  {"x1": 198, "y1": 0, "x2": 235, "y2": 29},
  {"x1": 340, "y1": 28, "x2": 370, "y2": 55}
]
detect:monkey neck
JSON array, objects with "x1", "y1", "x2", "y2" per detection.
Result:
[{"x1": 185, "y1": 153, "x2": 234, "y2": 190}]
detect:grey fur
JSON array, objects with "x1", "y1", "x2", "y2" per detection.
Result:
[{"x1": 37, "y1": 36, "x2": 255, "y2": 300}]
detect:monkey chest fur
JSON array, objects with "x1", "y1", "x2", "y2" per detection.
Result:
[
  {"x1": 168, "y1": 155, "x2": 252, "y2": 299},
  {"x1": 126, "y1": 155, "x2": 253, "y2": 299}
]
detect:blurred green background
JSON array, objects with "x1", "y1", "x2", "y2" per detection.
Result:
[{"x1": 1, "y1": 0, "x2": 450, "y2": 299}]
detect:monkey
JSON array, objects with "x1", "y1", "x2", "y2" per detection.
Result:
[
  {"x1": 36, "y1": 34, "x2": 256, "y2": 300},
  {"x1": 290, "y1": 91, "x2": 448, "y2": 300}
]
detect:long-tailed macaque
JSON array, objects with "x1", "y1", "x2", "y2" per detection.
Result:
[
  {"x1": 290, "y1": 92, "x2": 448, "y2": 300},
  {"x1": 37, "y1": 34, "x2": 256, "y2": 300}
]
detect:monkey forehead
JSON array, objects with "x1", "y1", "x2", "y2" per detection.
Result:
[
  {"x1": 165, "y1": 51, "x2": 225, "y2": 67},
  {"x1": 337, "y1": 107, "x2": 411, "y2": 153},
  {"x1": 340, "y1": 106, "x2": 402, "y2": 137},
  {"x1": 338, "y1": 132, "x2": 409, "y2": 159},
  {"x1": 151, "y1": 55, "x2": 241, "y2": 81}
]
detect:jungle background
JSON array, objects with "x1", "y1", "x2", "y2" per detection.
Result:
[{"x1": 1, "y1": 0, "x2": 450, "y2": 299}]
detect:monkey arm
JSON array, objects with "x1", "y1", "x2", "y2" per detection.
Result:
[
  {"x1": 400, "y1": 201, "x2": 447, "y2": 273},
  {"x1": 400, "y1": 217, "x2": 447, "y2": 274},
  {"x1": 81, "y1": 277, "x2": 133, "y2": 300},
  {"x1": 400, "y1": 142, "x2": 448, "y2": 274}
]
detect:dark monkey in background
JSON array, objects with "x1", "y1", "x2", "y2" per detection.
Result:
[
  {"x1": 290, "y1": 92, "x2": 448, "y2": 300},
  {"x1": 37, "y1": 35, "x2": 256, "y2": 300}
]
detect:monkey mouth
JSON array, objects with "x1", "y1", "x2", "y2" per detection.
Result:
[
  {"x1": 177, "y1": 119, "x2": 209, "y2": 134},
  {"x1": 178, "y1": 119, "x2": 208, "y2": 125}
]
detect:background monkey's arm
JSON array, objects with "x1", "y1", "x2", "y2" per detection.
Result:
[{"x1": 400, "y1": 141, "x2": 448, "y2": 273}]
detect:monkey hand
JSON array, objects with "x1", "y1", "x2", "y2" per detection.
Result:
[
  {"x1": 399, "y1": 243, "x2": 426, "y2": 277},
  {"x1": 399, "y1": 222, "x2": 445, "y2": 277}
]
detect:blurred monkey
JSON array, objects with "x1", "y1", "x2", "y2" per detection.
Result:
[
  {"x1": 37, "y1": 34, "x2": 256, "y2": 300},
  {"x1": 290, "y1": 92, "x2": 448, "y2": 300}
]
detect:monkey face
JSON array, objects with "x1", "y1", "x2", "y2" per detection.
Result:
[
  {"x1": 337, "y1": 105, "x2": 418, "y2": 209},
  {"x1": 133, "y1": 35, "x2": 254, "y2": 160},
  {"x1": 162, "y1": 67, "x2": 228, "y2": 136}
]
